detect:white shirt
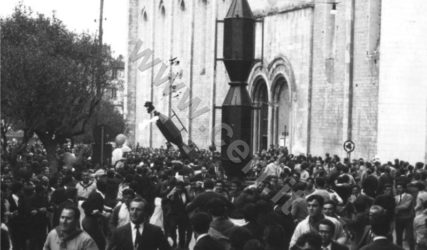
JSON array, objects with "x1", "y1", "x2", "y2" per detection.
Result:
[
  {"x1": 322, "y1": 243, "x2": 331, "y2": 250},
  {"x1": 263, "y1": 162, "x2": 282, "y2": 177},
  {"x1": 117, "y1": 203, "x2": 130, "y2": 228},
  {"x1": 112, "y1": 148, "x2": 124, "y2": 166},
  {"x1": 76, "y1": 181, "x2": 97, "y2": 199},
  {"x1": 12, "y1": 194, "x2": 19, "y2": 206},
  {"x1": 373, "y1": 236, "x2": 388, "y2": 241},
  {"x1": 290, "y1": 215, "x2": 346, "y2": 247},
  {"x1": 96, "y1": 189, "x2": 105, "y2": 199},
  {"x1": 181, "y1": 193, "x2": 186, "y2": 204},
  {"x1": 131, "y1": 222, "x2": 144, "y2": 246},
  {"x1": 112, "y1": 145, "x2": 131, "y2": 166},
  {"x1": 196, "y1": 233, "x2": 209, "y2": 243}
]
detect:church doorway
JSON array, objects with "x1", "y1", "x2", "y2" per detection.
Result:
[
  {"x1": 272, "y1": 76, "x2": 291, "y2": 149},
  {"x1": 252, "y1": 78, "x2": 269, "y2": 153}
]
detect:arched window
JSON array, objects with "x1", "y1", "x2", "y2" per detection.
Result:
[
  {"x1": 141, "y1": 7, "x2": 148, "y2": 21},
  {"x1": 252, "y1": 78, "x2": 269, "y2": 152},
  {"x1": 271, "y1": 76, "x2": 291, "y2": 147},
  {"x1": 159, "y1": 0, "x2": 166, "y2": 16},
  {"x1": 178, "y1": 0, "x2": 185, "y2": 10}
]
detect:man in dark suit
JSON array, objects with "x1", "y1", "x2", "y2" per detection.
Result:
[
  {"x1": 163, "y1": 181, "x2": 191, "y2": 248},
  {"x1": 360, "y1": 209, "x2": 403, "y2": 250},
  {"x1": 193, "y1": 166, "x2": 212, "y2": 181},
  {"x1": 108, "y1": 197, "x2": 170, "y2": 250},
  {"x1": 355, "y1": 204, "x2": 395, "y2": 250},
  {"x1": 317, "y1": 219, "x2": 349, "y2": 250},
  {"x1": 186, "y1": 180, "x2": 232, "y2": 213},
  {"x1": 190, "y1": 212, "x2": 225, "y2": 250},
  {"x1": 7, "y1": 182, "x2": 28, "y2": 250}
]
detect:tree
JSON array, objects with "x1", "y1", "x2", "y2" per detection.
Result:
[
  {"x1": 74, "y1": 100, "x2": 126, "y2": 144},
  {"x1": 1, "y1": 6, "x2": 114, "y2": 173}
]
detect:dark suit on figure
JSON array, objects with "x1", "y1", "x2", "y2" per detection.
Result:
[
  {"x1": 163, "y1": 190, "x2": 191, "y2": 248},
  {"x1": 186, "y1": 191, "x2": 232, "y2": 213},
  {"x1": 7, "y1": 194, "x2": 28, "y2": 250},
  {"x1": 360, "y1": 238, "x2": 404, "y2": 250},
  {"x1": 355, "y1": 226, "x2": 393, "y2": 250},
  {"x1": 330, "y1": 241, "x2": 349, "y2": 250},
  {"x1": 355, "y1": 225, "x2": 373, "y2": 250},
  {"x1": 107, "y1": 222, "x2": 171, "y2": 250},
  {"x1": 194, "y1": 235, "x2": 225, "y2": 250}
]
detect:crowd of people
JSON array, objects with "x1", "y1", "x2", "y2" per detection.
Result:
[{"x1": 1, "y1": 138, "x2": 427, "y2": 250}]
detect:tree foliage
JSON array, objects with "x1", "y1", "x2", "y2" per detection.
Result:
[
  {"x1": 74, "y1": 100, "x2": 126, "y2": 144},
  {"x1": 1, "y1": 6, "x2": 115, "y2": 172}
]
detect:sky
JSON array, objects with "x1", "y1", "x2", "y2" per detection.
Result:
[{"x1": 0, "y1": 0, "x2": 127, "y2": 57}]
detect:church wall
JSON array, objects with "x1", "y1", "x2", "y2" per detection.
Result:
[
  {"x1": 126, "y1": 0, "x2": 139, "y2": 146},
  {"x1": 350, "y1": 0, "x2": 381, "y2": 160},
  {"x1": 134, "y1": 0, "x2": 154, "y2": 147},
  {"x1": 310, "y1": 0, "x2": 345, "y2": 157},
  {"x1": 127, "y1": 0, "x2": 427, "y2": 164},
  {"x1": 377, "y1": 0, "x2": 427, "y2": 163},
  {"x1": 310, "y1": 0, "x2": 381, "y2": 160},
  {"x1": 261, "y1": 8, "x2": 313, "y2": 154}
]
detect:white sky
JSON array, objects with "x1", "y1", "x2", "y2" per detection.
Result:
[{"x1": 0, "y1": 0, "x2": 127, "y2": 57}]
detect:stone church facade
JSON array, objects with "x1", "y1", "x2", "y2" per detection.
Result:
[{"x1": 126, "y1": 0, "x2": 427, "y2": 163}]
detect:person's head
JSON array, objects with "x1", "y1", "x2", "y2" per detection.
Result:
[
  {"x1": 369, "y1": 205, "x2": 385, "y2": 221},
  {"x1": 307, "y1": 195, "x2": 324, "y2": 217},
  {"x1": 416, "y1": 182, "x2": 426, "y2": 192},
  {"x1": 62, "y1": 174, "x2": 74, "y2": 187},
  {"x1": 122, "y1": 188, "x2": 136, "y2": 207},
  {"x1": 322, "y1": 201, "x2": 336, "y2": 217},
  {"x1": 395, "y1": 183, "x2": 405, "y2": 195},
  {"x1": 215, "y1": 180, "x2": 224, "y2": 192},
  {"x1": 175, "y1": 181, "x2": 185, "y2": 193},
  {"x1": 293, "y1": 182, "x2": 307, "y2": 197},
  {"x1": 243, "y1": 239, "x2": 263, "y2": 250},
  {"x1": 190, "y1": 212, "x2": 211, "y2": 235},
  {"x1": 407, "y1": 182, "x2": 420, "y2": 195},
  {"x1": 317, "y1": 219, "x2": 335, "y2": 246},
  {"x1": 292, "y1": 172, "x2": 300, "y2": 182},
  {"x1": 2, "y1": 176, "x2": 13, "y2": 188},
  {"x1": 10, "y1": 182, "x2": 23, "y2": 195},
  {"x1": 269, "y1": 176, "x2": 278, "y2": 186},
  {"x1": 42, "y1": 166, "x2": 51, "y2": 176},
  {"x1": 129, "y1": 197, "x2": 149, "y2": 224},
  {"x1": 342, "y1": 165, "x2": 350, "y2": 174},
  {"x1": 204, "y1": 179, "x2": 214, "y2": 190},
  {"x1": 294, "y1": 232, "x2": 322, "y2": 250},
  {"x1": 263, "y1": 224, "x2": 285, "y2": 249},
  {"x1": 370, "y1": 212, "x2": 390, "y2": 237},
  {"x1": 81, "y1": 171, "x2": 90, "y2": 184},
  {"x1": 315, "y1": 177, "x2": 326, "y2": 189},
  {"x1": 353, "y1": 196, "x2": 368, "y2": 213},
  {"x1": 351, "y1": 185, "x2": 360, "y2": 196},
  {"x1": 207, "y1": 198, "x2": 227, "y2": 217},
  {"x1": 230, "y1": 227, "x2": 254, "y2": 250},
  {"x1": 66, "y1": 187, "x2": 77, "y2": 202},
  {"x1": 242, "y1": 203, "x2": 257, "y2": 223},
  {"x1": 383, "y1": 184, "x2": 393, "y2": 196},
  {"x1": 230, "y1": 180, "x2": 241, "y2": 193},
  {"x1": 362, "y1": 175, "x2": 378, "y2": 197},
  {"x1": 59, "y1": 206, "x2": 80, "y2": 233}
]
